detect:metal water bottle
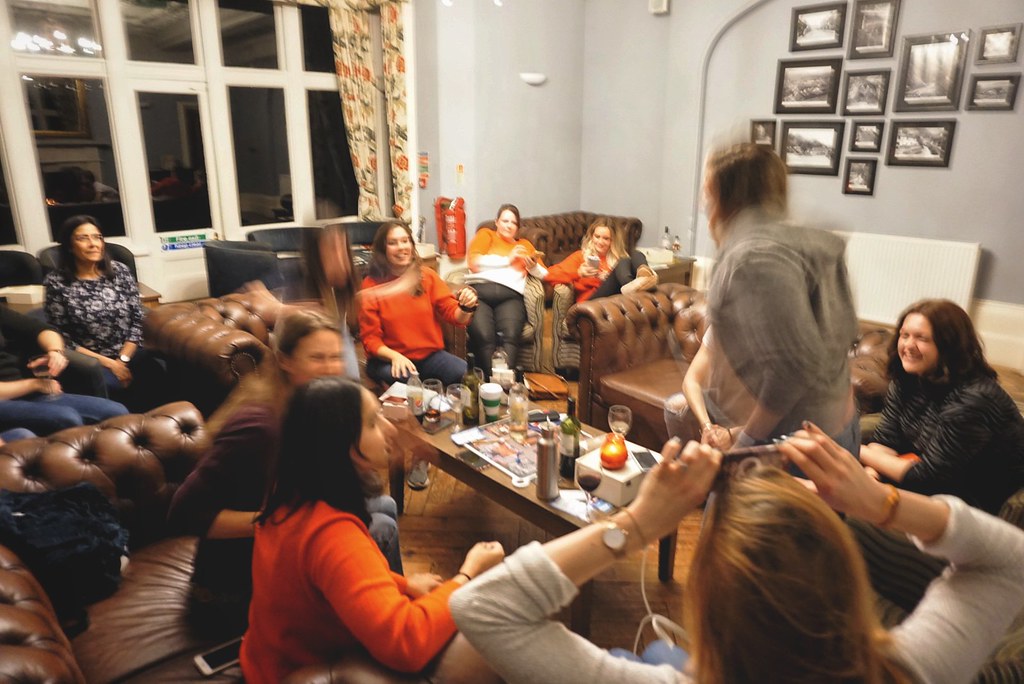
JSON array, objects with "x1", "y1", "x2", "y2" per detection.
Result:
[{"x1": 536, "y1": 422, "x2": 559, "y2": 501}]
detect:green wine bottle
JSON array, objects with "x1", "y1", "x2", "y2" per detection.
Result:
[
  {"x1": 462, "y1": 352, "x2": 480, "y2": 426},
  {"x1": 559, "y1": 396, "x2": 581, "y2": 480}
]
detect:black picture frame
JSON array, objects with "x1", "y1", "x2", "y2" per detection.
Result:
[
  {"x1": 887, "y1": 120, "x2": 956, "y2": 167},
  {"x1": 843, "y1": 158, "x2": 877, "y2": 195},
  {"x1": 842, "y1": 69, "x2": 891, "y2": 115},
  {"x1": 895, "y1": 31, "x2": 970, "y2": 112},
  {"x1": 790, "y1": 3, "x2": 847, "y2": 52},
  {"x1": 966, "y1": 74, "x2": 1020, "y2": 111},
  {"x1": 780, "y1": 121, "x2": 846, "y2": 175},
  {"x1": 850, "y1": 121, "x2": 885, "y2": 152},
  {"x1": 750, "y1": 120, "x2": 777, "y2": 148},
  {"x1": 848, "y1": 0, "x2": 901, "y2": 60},
  {"x1": 775, "y1": 58, "x2": 843, "y2": 114},
  {"x1": 976, "y1": 23, "x2": 1022, "y2": 65}
]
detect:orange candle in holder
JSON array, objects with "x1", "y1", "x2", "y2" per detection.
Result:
[{"x1": 600, "y1": 433, "x2": 628, "y2": 470}]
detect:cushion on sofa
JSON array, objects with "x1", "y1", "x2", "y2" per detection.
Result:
[{"x1": 599, "y1": 358, "x2": 689, "y2": 449}]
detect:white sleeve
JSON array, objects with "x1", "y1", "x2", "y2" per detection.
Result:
[
  {"x1": 450, "y1": 542, "x2": 687, "y2": 684},
  {"x1": 475, "y1": 254, "x2": 512, "y2": 269},
  {"x1": 889, "y1": 496, "x2": 1024, "y2": 684}
]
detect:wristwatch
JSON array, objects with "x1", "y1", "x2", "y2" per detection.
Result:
[
  {"x1": 119, "y1": 354, "x2": 132, "y2": 364},
  {"x1": 601, "y1": 521, "x2": 629, "y2": 558}
]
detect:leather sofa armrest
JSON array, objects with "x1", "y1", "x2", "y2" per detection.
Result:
[
  {"x1": 849, "y1": 329, "x2": 892, "y2": 414},
  {"x1": 518, "y1": 225, "x2": 550, "y2": 256},
  {"x1": 282, "y1": 650, "x2": 427, "y2": 684}
]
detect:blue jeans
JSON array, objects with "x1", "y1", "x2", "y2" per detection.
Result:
[
  {"x1": 0, "y1": 427, "x2": 36, "y2": 442},
  {"x1": 609, "y1": 640, "x2": 689, "y2": 671},
  {"x1": 366, "y1": 349, "x2": 467, "y2": 388},
  {"x1": 367, "y1": 494, "x2": 403, "y2": 575},
  {"x1": 0, "y1": 393, "x2": 128, "y2": 436}
]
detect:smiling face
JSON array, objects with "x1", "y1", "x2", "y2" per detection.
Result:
[
  {"x1": 897, "y1": 313, "x2": 940, "y2": 376},
  {"x1": 384, "y1": 225, "x2": 414, "y2": 273},
  {"x1": 279, "y1": 329, "x2": 344, "y2": 387},
  {"x1": 495, "y1": 209, "x2": 519, "y2": 241},
  {"x1": 70, "y1": 223, "x2": 105, "y2": 270},
  {"x1": 353, "y1": 389, "x2": 397, "y2": 470},
  {"x1": 590, "y1": 226, "x2": 613, "y2": 257}
]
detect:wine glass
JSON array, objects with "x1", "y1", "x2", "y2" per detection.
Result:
[
  {"x1": 576, "y1": 466, "x2": 604, "y2": 522},
  {"x1": 445, "y1": 384, "x2": 465, "y2": 432},
  {"x1": 608, "y1": 405, "x2": 632, "y2": 437},
  {"x1": 29, "y1": 355, "x2": 56, "y2": 400},
  {"x1": 422, "y1": 379, "x2": 444, "y2": 427}
]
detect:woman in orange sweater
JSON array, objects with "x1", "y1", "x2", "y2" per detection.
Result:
[
  {"x1": 360, "y1": 222, "x2": 477, "y2": 386},
  {"x1": 241, "y1": 377, "x2": 504, "y2": 683},
  {"x1": 465, "y1": 203, "x2": 547, "y2": 377},
  {"x1": 545, "y1": 218, "x2": 658, "y2": 302}
]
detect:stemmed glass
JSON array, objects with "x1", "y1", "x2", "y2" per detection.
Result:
[
  {"x1": 445, "y1": 384, "x2": 465, "y2": 432},
  {"x1": 422, "y1": 379, "x2": 444, "y2": 428},
  {"x1": 608, "y1": 405, "x2": 632, "y2": 438},
  {"x1": 29, "y1": 355, "x2": 56, "y2": 400},
  {"x1": 577, "y1": 466, "x2": 604, "y2": 522}
]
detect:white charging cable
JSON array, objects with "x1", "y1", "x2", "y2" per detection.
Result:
[{"x1": 631, "y1": 543, "x2": 688, "y2": 656}]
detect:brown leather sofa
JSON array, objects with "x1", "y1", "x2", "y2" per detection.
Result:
[
  {"x1": 568, "y1": 284, "x2": 892, "y2": 449},
  {"x1": 477, "y1": 211, "x2": 642, "y2": 269}
]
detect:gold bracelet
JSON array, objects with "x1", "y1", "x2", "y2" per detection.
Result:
[
  {"x1": 619, "y1": 508, "x2": 649, "y2": 548},
  {"x1": 877, "y1": 485, "x2": 901, "y2": 528}
]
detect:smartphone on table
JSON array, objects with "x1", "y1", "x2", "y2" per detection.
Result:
[
  {"x1": 194, "y1": 637, "x2": 242, "y2": 676},
  {"x1": 630, "y1": 448, "x2": 659, "y2": 472}
]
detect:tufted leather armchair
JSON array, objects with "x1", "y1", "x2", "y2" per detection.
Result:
[
  {"x1": 477, "y1": 211, "x2": 642, "y2": 268},
  {"x1": 144, "y1": 293, "x2": 278, "y2": 416}
]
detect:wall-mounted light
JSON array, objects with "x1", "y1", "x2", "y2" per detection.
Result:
[{"x1": 519, "y1": 72, "x2": 547, "y2": 86}]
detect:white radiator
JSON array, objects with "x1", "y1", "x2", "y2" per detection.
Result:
[{"x1": 834, "y1": 231, "x2": 981, "y2": 325}]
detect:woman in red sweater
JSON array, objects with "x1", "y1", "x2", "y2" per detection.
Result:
[
  {"x1": 545, "y1": 218, "x2": 657, "y2": 302},
  {"x1": 241, "y1": 377, "x2": 505, "y2": 682},
  {"x1": 360, "y1": 222, "x2": 477, "y2": 386}
]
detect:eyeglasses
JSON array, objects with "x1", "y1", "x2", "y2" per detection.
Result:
[{"x1": 73, "y1": 234, "x2": 105, "y2": 244}]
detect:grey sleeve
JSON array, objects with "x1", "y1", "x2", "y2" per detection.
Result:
[{"x1": 889, "y1": 496, "x2": 1024, "y2": 684}]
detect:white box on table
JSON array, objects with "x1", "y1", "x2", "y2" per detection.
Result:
[{"x1": 575, "y1": 443, "x2": 660, "y2": 507}]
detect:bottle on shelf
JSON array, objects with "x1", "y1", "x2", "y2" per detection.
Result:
[
  {"x1": 558, "y1": 396, "x2": 581, "y2": 481},
  {"x1": 661, "y1": 226, "x2": 672, "y2": 251},
  {"x1": 508, "y1": 367, "x2": 529, "y2": 434},
  {"x1": 462, "y1": 352, "x2": 481, "y2": 426},
  {"x1": 407, "y1": 370, "x2": 424, "y2": 423},
  {"x1": 671, "y1": 234, "x2": 682, "y2": 256}
]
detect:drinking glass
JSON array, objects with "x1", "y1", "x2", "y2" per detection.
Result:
[
  {"x1": 445, "y1": 384, "x2": 465, "y2": 432},
  {"x1": 29, "y1": 355, "x2": 56, "y2": 400},
  {"x1": 576, "y1": 466, "x2": 604, "y2": 522},
  {"x1": 422, "y1": 379, "x2": 444, "y2": 427},
  {"x1": 608, "y1": 404, "x2": 632, "y2": 437}
]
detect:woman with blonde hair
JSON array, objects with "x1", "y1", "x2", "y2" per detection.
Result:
[
  {"x1": 450, "y1": 427, "x2": 1024, "y2": 683},
  {"x1": 545, "y1": 218, "x2": 657, "y2": 301}
]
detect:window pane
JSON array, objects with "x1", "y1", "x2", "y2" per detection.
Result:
[
  {"x1": 229, "y1": 87, "x2": 289, "y2": 225},
  {"x1": 0, "y1": 157, "x2": 15, "y2": 245},
  {"x1": 301, "y1": 5, "x2": 335, "y2": 73},
  {"x1": 25, "y1": 77, "x2": 126, "y2": 240},
  {"x1": 307, "y1": 90, "x2": 358, "y2": 220},
  {"x1": 121, "y1": 0, "x2": 195, "y2": 64},
  {"x1": 219, "y1": 0, "x2": 277, "y2": 69},
  {"x1": 9, "y1": 1, "x2": 102, "y2": 58},
  {"x1": 137, "y1": 92, "x2": 212, "y2": 233}
]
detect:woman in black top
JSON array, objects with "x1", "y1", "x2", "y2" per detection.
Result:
[{"x1": 860, "y1": 299, "x2": 1024, "y2": 514}]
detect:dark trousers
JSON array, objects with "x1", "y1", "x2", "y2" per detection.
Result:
[
  {"x1": 468, "y1": 282, "x2": 525, "y2": 377},
  {"x1": 366, "y1": 349, "x2": 468, "y2": 387},
  {"x1": 100, "y1": 348, "x2": 168, "y2": 412},
  {"x1": 590, "y1": 251, "x2": 649, "y2": 300}
]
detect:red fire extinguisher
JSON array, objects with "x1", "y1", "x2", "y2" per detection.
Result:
[{"x1": 434, "y1": 196, "x2": 467, "y2": 260}]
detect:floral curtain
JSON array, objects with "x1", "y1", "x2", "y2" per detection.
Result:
[{"x1": 289, "y1": 0, "x2": 410, "y2": 220}]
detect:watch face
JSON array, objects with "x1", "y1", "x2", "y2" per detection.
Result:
[{"x1": 602, "y1": 523, "x2": 627, "y2": 552}]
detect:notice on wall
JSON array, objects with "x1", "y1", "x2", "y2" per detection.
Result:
[{"x1": 160, "y1": 231, "x2": 214, "y2": 251}]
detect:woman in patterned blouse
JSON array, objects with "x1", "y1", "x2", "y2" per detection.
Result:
[
  {"x1": 44, "y1": 215, "x2": 165, "y2": 411},
  {"x1": 859, "y1": 299, "x2": 1024, "y2": 514}
]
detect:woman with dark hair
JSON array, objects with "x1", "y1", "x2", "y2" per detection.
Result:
[
  {"x1": 465, "y1": 203, "x2": 547, "y2": 377},
  {"x1": 43, "y1": 215, "x2": 164, "y2": 410},
  {"x1": 545, "y1": 218, "x2": 657, "y2": 301},
  {"x1": 860, "y1": 299, "x2": 1024, "y2": 514},
  {"x1": 451, "y1": 430, "x2": 1024, "y2": 683},
  {"x1": 168, "y1": 309, "x2": 382, "y2": 639},
  {"x1": 359, "y1": 222, "x2": 476, "y2": 386},
  {"x1": 241, "y1": 377, "x2": 504, "y2": 683}
]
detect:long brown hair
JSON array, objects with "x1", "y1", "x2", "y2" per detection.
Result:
[
  {"x1": 367, "y1": 221, "x2": 423, "y2": 296},
  {"x1": 203, "y1": 309, "x2": 341, "y2": 443},
  {"x1": 580, "y1": 218, "x2": 628, "y2": 264},
  {"x1": 705, "y1": 143, "x2": 788, "y2": 228},
  {"x1": 685, "y1": 468, "x2": 910, "y2": 684},
  {"x1": 887, "y1": 299, "x2": 996, "y2": 387}
]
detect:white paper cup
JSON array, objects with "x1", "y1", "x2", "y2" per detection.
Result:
[{"x1": 480, "y1": 382, "x2": 502, "y2": 422}]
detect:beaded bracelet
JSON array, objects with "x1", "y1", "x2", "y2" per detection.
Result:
[
  {"x1": 877, "y1": 485, "x2": 901, "y2": 528},
  {"x1": 459, "y1": 303, "x2": 478, "y2": 313}
]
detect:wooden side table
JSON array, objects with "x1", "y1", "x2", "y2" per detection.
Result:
[
  {"x1": 139, "y1": 283, "x2": 162, "y2": 310},
  {"x1": 652, "y1": 257, "x2": 695, "y2": 287}
]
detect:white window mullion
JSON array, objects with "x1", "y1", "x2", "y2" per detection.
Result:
[{"x1": 279, "y1": 4, "x2": 314, "y2": 226}]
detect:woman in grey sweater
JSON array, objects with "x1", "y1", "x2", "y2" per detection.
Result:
[{"x1": 450, "y1": 429, "x2": 1024, "y2": 684}]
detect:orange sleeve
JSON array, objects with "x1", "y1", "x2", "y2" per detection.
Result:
[
  {"x1": 307, "y1": 513, "x2": 458, "y2": 673},
  {"x1": 545, "y1": 251, "x2": 584, "y2": 286},
  {"x1": 467, "y1": 229, "x2": 494, "y2": 260},
  {"x1": 358, "y1": 275, "x2": 385, "y2": 356},
  {"x1": 424, "y1": 269, "x2": 463, "y2": 327}
]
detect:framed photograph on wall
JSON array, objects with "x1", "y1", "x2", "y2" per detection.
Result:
[
  {"x1": 887, "y1": 120, "x2": 956, "y2": 167},
  {"x1": 895, "y1": 31, "x2": 970, "y2": 112},
  {"x1": 775, "y1": 58, "x2": 843, "y2": 114},
  {"x1": 842, "y1": 69, "x2": 891, "y2": 115},
  {"x1": 850, "y1": 121, "x2": 884, "y2": 152},
  {"x1": 25, "y1": 77, "x2": 91, "y2": 138},
  {"x1": 780, "y1": 121, "x2": 846, "y2": 175},
  {"x1": 750, "y1": 119, "x2": 777, "y2": 147},
  {"x1": 848, "y1": 0, "x2": 901, "y2": 60},
  {"x1": 966, "y1": 74, "x2": 1020, "y2": 111},
  {"x1": 790, "y1": 3, "x2": 847, "y2": 52},
  {"x1": 843, "y1": 158, "x2": 877, "y2": 195},
  {"x1": 976, "y1": 23, "x2": 1021, "y2": 65}
]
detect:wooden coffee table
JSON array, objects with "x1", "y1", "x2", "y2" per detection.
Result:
[{"x1": 392, "y1": 416, "x2": 679, "y2": 636}]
